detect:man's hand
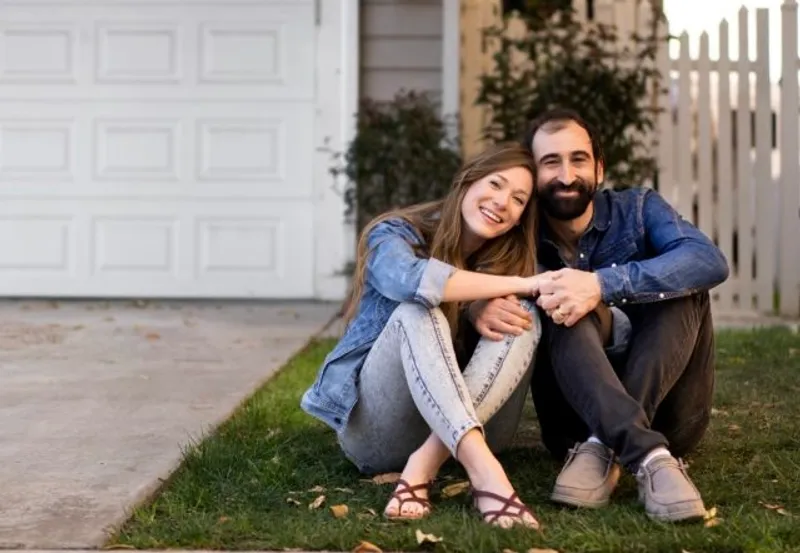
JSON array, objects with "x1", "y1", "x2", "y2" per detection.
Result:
[
  {"x1": 469, "y1": 295, "x2": 533, "y2": 341},
  {"x1": 536, "y1": 268, "x2": 603, "y2": 327}
]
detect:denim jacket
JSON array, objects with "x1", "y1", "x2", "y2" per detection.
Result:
[
  {"x1": 301, "y1": 217, "x2": 457, "y2": 433},
  {"x1": 538, "y1": 187, "x2": 730, "y2": 307}
]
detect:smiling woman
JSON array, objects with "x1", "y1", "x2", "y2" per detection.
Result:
[{"x1": 301, "y1": 141, "x2": 548, "y2": 530}]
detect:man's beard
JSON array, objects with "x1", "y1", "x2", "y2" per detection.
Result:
[{"x1": 538, "y1": 178, "x2": 596, "y2": 221}]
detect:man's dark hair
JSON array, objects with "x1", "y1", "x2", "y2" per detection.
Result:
[{"x1": 521, "y1": 107, "x2": 605, "y2": 167}]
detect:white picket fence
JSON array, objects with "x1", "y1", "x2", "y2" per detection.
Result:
[{"x1": 651, "y1": 0, "x2": 800, "y2": 318}]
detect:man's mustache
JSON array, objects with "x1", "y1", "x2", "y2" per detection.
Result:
[{"x1": 545, "y1": 179, "x2": 591, "y2": 191}]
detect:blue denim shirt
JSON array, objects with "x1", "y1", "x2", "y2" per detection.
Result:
[
  {"x1": 538, "y1": 187, "x2": 730, "y2": 307},
  {"x1": 301, "y1": 217, "x2": 457, "y2": 433}
]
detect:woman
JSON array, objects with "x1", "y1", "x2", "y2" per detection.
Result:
[{"x1": 301, "y1": 142, "x2": 544, "y2": 529}]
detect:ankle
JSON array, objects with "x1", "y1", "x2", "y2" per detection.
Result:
[
  {"x1": 638, "y1": 446, "x2": 671, "y2": 471},
  {"x1": 404, "y1": 448, "x2": 443, "y2": 483}
]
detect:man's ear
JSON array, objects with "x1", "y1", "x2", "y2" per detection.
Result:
[{"x1": 596, "y1": 160, "x2": 605, "y2": 185}]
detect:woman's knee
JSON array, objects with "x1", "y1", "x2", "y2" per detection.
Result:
[{"x1": 391, "y1": 302, "x2": 441, "y2": 322}]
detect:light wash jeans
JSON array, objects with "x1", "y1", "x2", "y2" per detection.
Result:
[{"x1": 338, "y1": 300, "x2": 542, "y2": 474}]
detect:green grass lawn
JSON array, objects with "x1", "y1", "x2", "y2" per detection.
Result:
[{"x1": 110, "y1": 328, "x2": 800, "y2": 553}]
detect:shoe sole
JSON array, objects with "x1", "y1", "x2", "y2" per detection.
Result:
[{"x1": 550, "y1": 490, "x2": 609, "y2": 509}]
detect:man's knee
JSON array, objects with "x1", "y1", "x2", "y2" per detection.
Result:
[{"x1": 543, "y1": 309, "x2": 606, "y2": 346}]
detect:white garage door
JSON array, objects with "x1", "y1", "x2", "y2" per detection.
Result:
[{"x1": 0, "y1": 1, "x2": 318, "y2": 298}]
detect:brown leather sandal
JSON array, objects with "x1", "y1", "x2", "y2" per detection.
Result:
[
  {"x1": 383, "y1": 479, "x2": 432, "y2": 521},
  {"x1": 471, "y1": 489, "x2": 540, "y2": 530}
]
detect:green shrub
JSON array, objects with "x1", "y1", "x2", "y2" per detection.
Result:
[
  {"x1": 476, "y1": 1, "x2": 667, "y2": 188},
  {"x1": 330, "y1": 90, "x2": 462, "y2": 234}
]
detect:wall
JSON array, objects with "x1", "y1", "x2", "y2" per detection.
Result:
[{"x1": 360, "y1": 0, "x2": 444, "y2": 102}]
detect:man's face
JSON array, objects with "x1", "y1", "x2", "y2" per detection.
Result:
[{"x1": 531, "y1": 120, "x2": 603, "y2": 221}]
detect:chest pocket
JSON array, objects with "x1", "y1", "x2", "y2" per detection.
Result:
[{"x1": 592, "y1": 235, "x2": 640, "y2": 269}]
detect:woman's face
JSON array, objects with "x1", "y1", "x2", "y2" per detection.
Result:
[{"x1": 460, "y1": 165, "x2": 533, "y2": 245}]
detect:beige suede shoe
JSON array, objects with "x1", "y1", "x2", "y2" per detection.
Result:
[
  {"x1": 636, "y1": 455, "x2": 707, "y2": 522},
  {"x1": 550, "y1": 441, "x2": 621, "y2": 508}
]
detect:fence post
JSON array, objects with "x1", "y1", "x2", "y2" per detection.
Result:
[
  {"x1": 716, "y1": 19, "x2": 736, "y2": 311},
  {"x1": 779, "y1": 0, "x2": 800, "y2": 316},
  {"x1": 697, "y1": 32, "x2": 713, "y2": 241},
  {"x1": 676, "y1": 32, "x2": 693, "y2": 220},
  {"x1": 754, "y1": 8, "x2": 775, "y2": 313},
  {"x1": 736, "y1": 7, "x2": 755, "y2": 311}
]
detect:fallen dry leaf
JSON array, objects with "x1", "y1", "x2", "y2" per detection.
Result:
[
  {"x1": 777, "y1": 508, "x2": 792, "y2": 517},
  {"x1": 710, "y1": 408, "x2": 729, "y2": 417},
  {"x1": 502, "y1": 549, "x2": 518, "y2": 553},
  {"x1": 145, "y1": 332, "x2": 161, "y2": 341},
  {"x1": 704, "y1": 507, "x2": 718, "y2": 520},
  {"x1": 352, "y1": 541, "x2": 382, "y2": 553},
  {"x1": 441, "y1": 480, "x2": 470, "y2": 498},
  {"x1": 415, "y1": 529, "x2": 443, "y2": 545},
  {"x1": 760, "y1": 502, "x2": 782, "y2": 510},
  {"x1": 308, "y1": 494, "x2": 326, "y2": 509},
  {"x1": 527, "y1": 550, "x2": 560, "y2": 553},
  {"x1": 371, "y1": 472, "x2": 402, "y2": 485},
  {"x1": 308, "y1": 485, "x2": 325, "y2": 493},
  {"x1": 330, "y1": 504, "x2": 349, "y2": 518},
  {"x1": 727, "y1": 424, "x2": 741, "y2": 432},
  {"x1": 286, "y1": 497, "x2": 301, "y2": 506},
  {"x1": 218, "y1": 515, "x2": 230, "y2": 523},
  {"x1": 704, "y1": 517, "x2": 723, "y2": 528},
  {"x1": 334, "y1": 487, "x2": 355, "y2": 493}
]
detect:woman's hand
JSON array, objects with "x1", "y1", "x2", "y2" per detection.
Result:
[{"x1": 519, "y1": 273, "x2": 547, "y2": 298}]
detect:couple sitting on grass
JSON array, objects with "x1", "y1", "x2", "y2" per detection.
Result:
[{"x1": 301, "y1": 108, "x2": 730, "y2": 530}]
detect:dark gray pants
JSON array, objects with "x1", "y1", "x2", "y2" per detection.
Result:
[{"x1": 531, "y1": 292, "x2": 716, "y2": 471}]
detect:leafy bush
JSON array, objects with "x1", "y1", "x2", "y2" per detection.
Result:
[
  {"x1": 476, "y1": 1, "x2": 666, "y2": 187},
  {"x1": 330, "y1": 90, "x2": 462, "y2": 233}
]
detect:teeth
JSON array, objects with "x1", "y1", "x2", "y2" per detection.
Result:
[{"x1": 480, "y1": 207, "x2": 502, "y2": 223}]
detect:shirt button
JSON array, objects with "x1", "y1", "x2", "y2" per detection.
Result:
[{"x1": 611, "y1": 263, "x2": 617, "y2": 267}]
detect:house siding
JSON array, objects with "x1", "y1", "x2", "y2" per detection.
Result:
[{"x1": 360, "y1": 0, "x2": 443, "y2": 102}]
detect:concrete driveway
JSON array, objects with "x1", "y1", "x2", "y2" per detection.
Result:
[{"x1": 0, "y1": 299, "x2": 339, "y2": 549}]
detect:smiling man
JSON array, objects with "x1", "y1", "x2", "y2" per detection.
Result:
[{"x1": 469, "y1": 108, "x2": 730, "y2": 522}]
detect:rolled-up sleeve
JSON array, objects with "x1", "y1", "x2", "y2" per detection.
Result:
[{"x1": 364, "y1": 221, "x2": 457, "y2": 308}]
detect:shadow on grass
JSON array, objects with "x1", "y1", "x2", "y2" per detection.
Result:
[{"x1": 111, "y1": 330, "x2": 800, "y2": 553}]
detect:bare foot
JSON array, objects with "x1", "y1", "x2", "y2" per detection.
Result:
[
  {"x1": 469, "y1": 471, "x2": 539, "y2": 529},
  {"x1": 383, "y1": 451, "x2": 438, "y2": 520}
]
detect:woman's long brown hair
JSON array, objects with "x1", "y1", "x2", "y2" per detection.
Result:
[{"x1": 343, "y1": 141, "x2": 539, "y2": 340}]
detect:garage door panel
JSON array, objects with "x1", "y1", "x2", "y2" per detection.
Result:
[
  {"x1": 0, "y1": 2, "x2": 314, "y2": 101},
  {"x1": 0, "y1": 200, "x2": 314, "y2": 297},
  {"x1": 0, "y1": 102, "x2": 314, "y2": 199},
  {"x1": 0, "y1": 1, "x2": 318, "y2": 298}
]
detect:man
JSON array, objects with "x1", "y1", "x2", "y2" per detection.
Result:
[{"x1": 469, "y1": 108, "x2": 729, "y2": 522}]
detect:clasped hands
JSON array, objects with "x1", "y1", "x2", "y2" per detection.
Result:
[{"x1": 471, "y1": 268, "x2": 603, "y2": 341}]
